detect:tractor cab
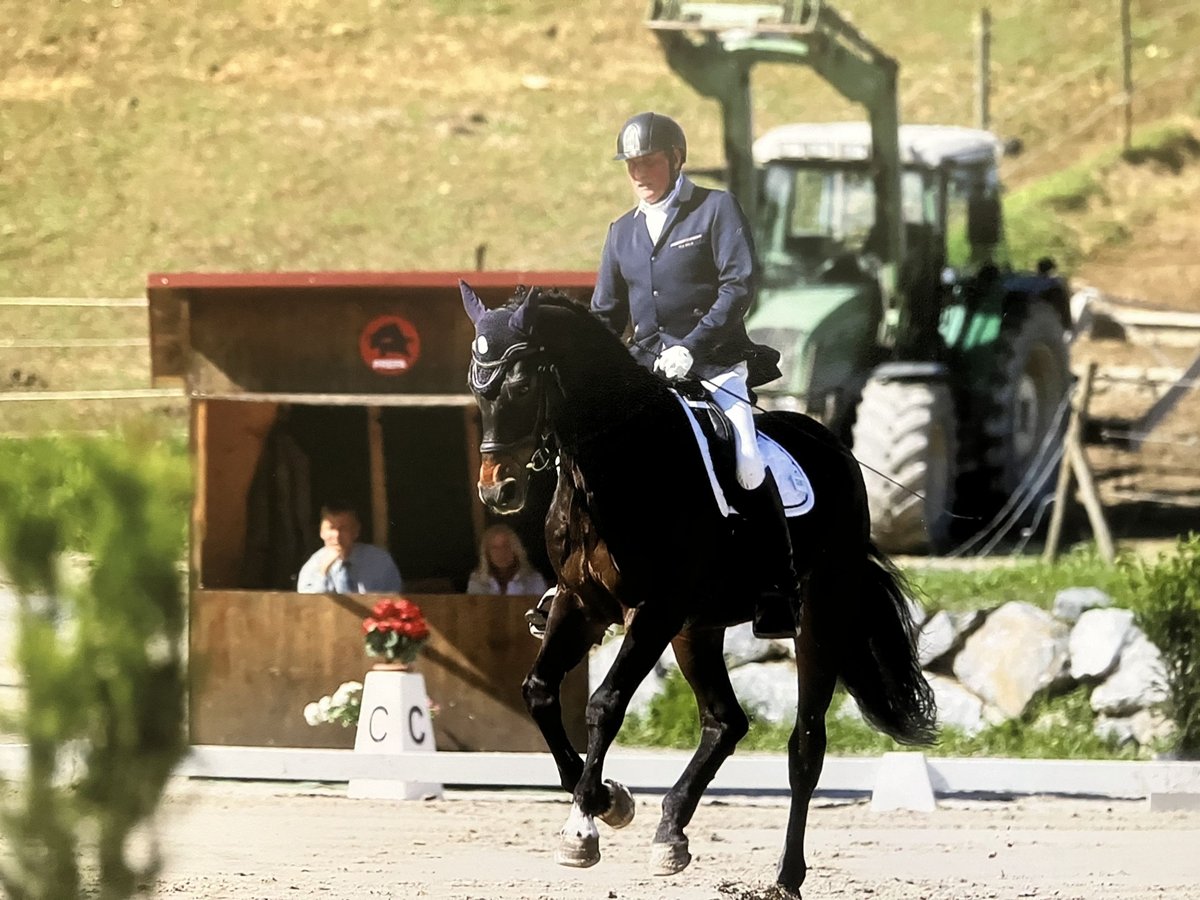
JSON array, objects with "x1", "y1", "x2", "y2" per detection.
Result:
[{"x1": 748, "y1": 122, "x2": 1006, "y2": 428}]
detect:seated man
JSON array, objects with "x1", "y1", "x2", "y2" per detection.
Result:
[{"x1": 297, "y1": 502, "x2": 403, "y2": 594}]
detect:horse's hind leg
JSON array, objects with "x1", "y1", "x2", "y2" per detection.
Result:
[
  {"x1": 650, "y1": 626, "x2": 749, "y2": 877},
  {"x1": 776, "y1": 592, "x2": 837, "y2": 897}
]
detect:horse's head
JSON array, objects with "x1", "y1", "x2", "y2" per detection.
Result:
[{"x1": 461, "y1": 280, "x2": 554, "y2": 514}]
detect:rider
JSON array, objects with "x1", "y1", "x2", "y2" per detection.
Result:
[{"x1": 588, "y1": 111, "x2": 802, "y2": 639}]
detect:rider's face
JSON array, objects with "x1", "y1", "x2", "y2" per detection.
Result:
[{"x1": 626, "y1": 150, "x2": 674, "y2": 204}]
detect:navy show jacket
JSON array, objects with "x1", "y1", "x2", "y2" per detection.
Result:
[{"x1": 591, "y1": 177, "x2": 781, "y2": 388}]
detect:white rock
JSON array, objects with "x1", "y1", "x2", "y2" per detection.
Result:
[
  {"x1": 952, "y1": 601, "x2": 1070, "y2": 719},
  {"x1": 906, "y1": 595, "x2": 930, "y2": 629},
  {"x1": 926, "y1": 673, "x2": 987, "y2": 736},
  {"x1": 1095, "y1": 709, "x2": 1176, "y2": 749},
  {"x1": 1069, "y1": 608, "x2": 1135, "y2": 681},
  {"x1": 589, "y1": 635, "x2": 674, "y2": 718},
  {"x1": 722, "y1": 622, "x2": 792, "y2": 669},
  {"x1": 1052, "y1": 587, "x2": 1113, "y2": 623},
  {"x1": 1090, "y1": 632, "x2": 1168, "y2": 717},
  {"x1": 729, "y1": 661, "x2": 798, "y2": 724},
  {"x1": 918, "y1": 609, "x2": 985, "y2": 669}
]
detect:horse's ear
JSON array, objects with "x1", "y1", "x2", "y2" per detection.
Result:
[
  {"x1": 510, "y1": 286, "x2": 542, "y2": 335},
  {"x1": 459, "y1": 279, "x2": 487, "y2": 324}
]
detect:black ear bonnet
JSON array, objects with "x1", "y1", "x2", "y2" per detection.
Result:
[{"x1": 468, "y1": 307, "x2": 540, "y2": 398}]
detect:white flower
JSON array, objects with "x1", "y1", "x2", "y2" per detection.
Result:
[
  {"x1": 332, "y1": 681, "x2": 362, "y2": 706},
  {"x1": 317, "y1": 695, "x2": 333, "y2": 715},
  {"x1": 303, "y1": 702, "x2": 324, "y2": 726}
]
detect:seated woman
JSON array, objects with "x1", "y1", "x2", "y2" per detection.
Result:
[{"x1": 466, "y1": 524, "x2": 548, "y2": 596}]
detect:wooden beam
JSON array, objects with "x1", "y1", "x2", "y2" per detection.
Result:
[{"x1": 367, "y1": 407, "x2": 388, "y2": 549}]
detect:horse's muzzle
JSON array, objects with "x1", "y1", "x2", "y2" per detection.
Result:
[
  {"x1": 478, "y1": 477, "x2": 524, "y2": 513},
  {"x1": 478, "y1": 454, "x2": 527, "y2": 513}
]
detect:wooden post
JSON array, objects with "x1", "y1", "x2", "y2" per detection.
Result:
[
  {"x1": 974, "y1": 8, "x2": 992, "y2": 131},
  {"x1": 191, "y1": 399, "x2": 208, "y2": 589},
  {"x1": 1120, "y1": 0, "x2": 1133, "y2": 151},
  {"x1": 1068, "y1": 436, "x2": 1116, "y2": 563},
  {"x1": 463, "y1": 405, "x2": 485, "y2": 548},
  {"x1": 367, "y1": 407, "x2": 389, "y2": 549},
  {"x1": 1044, "y1": 363, "x2": 1113, "y2": 563}
]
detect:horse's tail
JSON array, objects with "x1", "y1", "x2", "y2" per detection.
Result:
[{"x1": 831, "y1": 540, "x2": 937, "y2": 745}]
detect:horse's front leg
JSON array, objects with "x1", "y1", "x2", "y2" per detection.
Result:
[
  {"x1": 557, "y1": 601, "x2": 683, "y2": 869},
  {"x1": 522, "y1": 588, "x2": 607, "y2": 796},
  {"x1": 650, "y1": 625, "x2": 749, "y2": 877}
]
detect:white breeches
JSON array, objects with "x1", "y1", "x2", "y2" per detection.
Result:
[{"x1": 701, "y1": 362, "x2": 765, "y2": 490}]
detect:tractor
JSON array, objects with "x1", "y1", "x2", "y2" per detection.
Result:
[{"x1": 648, "y1": 0, "x2": 1073, "y2": 553}]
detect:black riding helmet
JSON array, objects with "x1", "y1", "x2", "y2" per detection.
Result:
[{"x1": 613, "y1": 111, "x2": 687, "y2": 164}]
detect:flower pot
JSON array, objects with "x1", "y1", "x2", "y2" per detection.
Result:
[{"x1": 371, "y1": 661, "x2": 411, "y2": 672}]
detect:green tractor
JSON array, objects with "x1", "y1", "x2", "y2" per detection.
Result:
[{"x1": 648, "y1": 0, "x2": 1072, "y2": 553}]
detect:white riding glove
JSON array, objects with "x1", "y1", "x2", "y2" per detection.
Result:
[{"x1": 654, "y1": 345, "x2": 694, "y2": 381}]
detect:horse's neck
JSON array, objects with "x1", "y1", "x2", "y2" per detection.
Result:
[{"x1": 549, "y1": 358, "x2": 670, "y2": 449}]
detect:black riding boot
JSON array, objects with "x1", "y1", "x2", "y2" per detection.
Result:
[{"x1": 740, "y1": 470, "x2": 803, "y2": 639}]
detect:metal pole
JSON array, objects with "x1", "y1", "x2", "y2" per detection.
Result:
[{"x1": 974, "y1": 8, "x2": 992, "y2": 131}]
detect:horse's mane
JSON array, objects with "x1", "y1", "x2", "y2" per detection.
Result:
[{"x1": 511, "y1": 288, "x2": 652, "y2": 373}]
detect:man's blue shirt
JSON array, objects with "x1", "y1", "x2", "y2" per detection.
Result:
[{"x1": 297, "y1": 543, "x2": 403, "y2": 594}]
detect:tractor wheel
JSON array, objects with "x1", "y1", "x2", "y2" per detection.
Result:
[
  {"x1": 851, "y1": 378, "x2": 957, "y2": 554},
  {"x1": 967, "y1": 299, "x2": 1071, "y2": 507}
]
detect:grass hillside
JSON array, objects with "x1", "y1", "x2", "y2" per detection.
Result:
[{"x1": 2, "y1": 0, "x2": 1199, "y2": 298}]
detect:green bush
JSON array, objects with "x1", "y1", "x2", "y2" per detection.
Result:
[
  {"x1": 0, "y1": 431, "x2": 190, "y2": 898},
  {"x1": 1124, "y1": 534, "x2": 1200, "y2": 759}
]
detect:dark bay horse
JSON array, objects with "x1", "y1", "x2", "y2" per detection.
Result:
[{"x1": 460, "y1": 281, "x2": 935, "y2": 897}]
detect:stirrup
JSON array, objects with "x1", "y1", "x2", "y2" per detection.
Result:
[
  {"x1": 525, "y1": 587, "x2": 556, "y2": 640},
  {"x1": 752, "y1": 584, "x2": 801, "y2": 639}
]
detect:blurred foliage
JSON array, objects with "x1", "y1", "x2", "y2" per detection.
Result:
[
  {"x1": 1124, "y1": 533, "x2": 1200, "y2": 759},
  {"x1": 0, "y1": 430, "x2": 190, "y2": 898}
]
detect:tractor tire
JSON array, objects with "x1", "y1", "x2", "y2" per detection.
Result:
[
  {"x1": 966, "y1": 299, "x2": 1071, "y2": 509},
  {"x1": 851, "y1": 378, "x2": 957, "y2": 554}
]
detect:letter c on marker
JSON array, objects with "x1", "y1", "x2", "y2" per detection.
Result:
[
  {"x1": 408, "y1": 705, "x2": 427, "y2": 744},
  {"x1": 368, "y1": 706, "x2": 388, "y2": 742}
]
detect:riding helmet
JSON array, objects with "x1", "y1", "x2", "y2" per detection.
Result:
[{"x1": 613, "y1": 112, "x2": 687, "y2": 163}]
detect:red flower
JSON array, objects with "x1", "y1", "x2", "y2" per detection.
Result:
[{"x1": 362, "y1": 596, "x2": 430, "y2": 663}]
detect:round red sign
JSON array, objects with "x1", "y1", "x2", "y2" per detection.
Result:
[{"x1": 359, "y1": 315, "x2": 421, "y2": 375}]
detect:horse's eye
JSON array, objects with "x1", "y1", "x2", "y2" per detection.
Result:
[{"x1": 510, "y1": 381, "x2": 532, "y2": 397}]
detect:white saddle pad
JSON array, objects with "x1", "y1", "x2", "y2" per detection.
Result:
[{"x1": 674, "y1": 395, "x2": 815, "y2": 519}]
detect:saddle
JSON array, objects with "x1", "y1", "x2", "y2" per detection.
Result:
[{"x1": 671, "y1": 383, "x2": 815, "y2": 519}]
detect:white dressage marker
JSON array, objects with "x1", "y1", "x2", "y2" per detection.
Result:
[
  {"x1": 348, "y1": 669, "x2": 443, "y2": 801},
  {"x1": 869, "y1": 751, "x2": 936, "y2": 813}
]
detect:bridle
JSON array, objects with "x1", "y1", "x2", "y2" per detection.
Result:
[{"x1": 470, "y1": 340, "x2": 560, "y2": 473}]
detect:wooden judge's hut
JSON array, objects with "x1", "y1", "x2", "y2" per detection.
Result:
[{"x1": 147, "y1": 271, "x2": 592, "y2": 751}]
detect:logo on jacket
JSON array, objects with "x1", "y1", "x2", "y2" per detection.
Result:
[{"x1": 360, "y1": 314, "x2": 422, "y2": 375}]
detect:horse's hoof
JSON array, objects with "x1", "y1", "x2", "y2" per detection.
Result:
[
  {"x1": 774, "y1": 884, "x2": 803, "y2": 900},
  {"x1": 598, "y1": 779, "x2": 635, "y2": 829},
  {"x1": 554, "y1": 833, "x2": 600, "y2": 868},
  {"x1": 649, "y1": 839, "x2": 691, "y2": 876}
]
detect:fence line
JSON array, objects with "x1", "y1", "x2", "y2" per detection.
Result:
[
  {"x1": 0, "y1": 297, "x2": 146, "y2": 308},
  {"x1": 0, "y1": 389, "x2": 179, "y2": 403},
  {"x1": 0, "y1": 338, "x2": 148, "y2": 349}
]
